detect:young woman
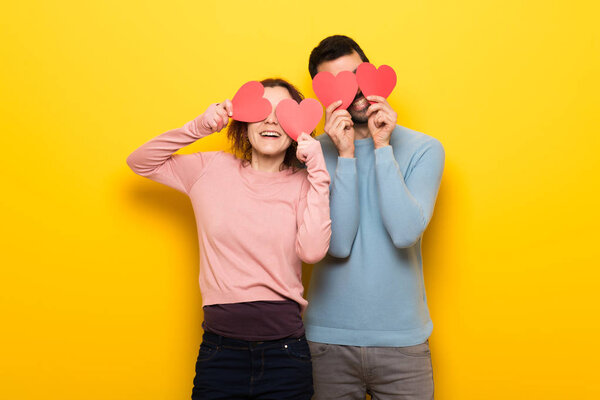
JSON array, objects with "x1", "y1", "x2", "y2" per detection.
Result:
[{"x1": 127, "y1": 78, "x2": 331, "y2": 399}]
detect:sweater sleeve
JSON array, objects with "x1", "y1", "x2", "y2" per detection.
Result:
[
  {"x1": 126, "y1": 116, "x2": 218, "y2": 193},
  {"x1": 374, "y1": 139, "x2": 445, "y2": 248},
  {"x1": 295, "y1": 141, "x2": 332, "y2": 264},
  {"x1": 327, "y1": 157, "x2": 360, "y2": 258}
]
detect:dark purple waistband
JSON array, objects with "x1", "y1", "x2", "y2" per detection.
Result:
[{"x1": 202, "y1": 300, "x2": 305, "y2": 341}]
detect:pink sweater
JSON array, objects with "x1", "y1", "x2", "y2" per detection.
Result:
[{"x1": 127, "y1": 116, "x2": 331, "y2": 310}]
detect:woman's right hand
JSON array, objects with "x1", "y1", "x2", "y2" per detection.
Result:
[{"x1": 200, "y1": 100, "x2": 233, "y2": 133}]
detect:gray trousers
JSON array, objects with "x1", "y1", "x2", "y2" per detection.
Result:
[{"x1": 308, "y1": 341, "x2": 434, "y2": 400}]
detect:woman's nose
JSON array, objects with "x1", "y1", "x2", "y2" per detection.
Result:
[{"x1": 264, "y1": 108, "x2": 278, "y2": 124}]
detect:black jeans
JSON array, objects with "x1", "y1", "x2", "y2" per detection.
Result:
[{"x1": 191, "y1": 331, "x2": 314, "y2": 400}]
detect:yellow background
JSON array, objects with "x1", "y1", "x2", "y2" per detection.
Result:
[{"x1": 1, "y1": 1, "x2": 599, "y2": 399}]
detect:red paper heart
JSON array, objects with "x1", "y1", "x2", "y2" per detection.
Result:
[
  {"x1": 231, "y1": 81, "x2": 272, "y2": 122},
  {"x1": 356, "y1": 63, "x2": 397, "y2": 103},
  {"x1": 312, "y1": 70, "x2": 358, "y2": 110},
  {"x1": 275, "y1": 98, "x2": 323, "y2": 141}
]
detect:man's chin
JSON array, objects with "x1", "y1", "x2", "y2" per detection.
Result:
[
  {"x1": 349, "y1": 96, "x2": 369, "y2": 123},
  {"x1": 350, "y1": 111, "x2": 368, "y2": 124}
]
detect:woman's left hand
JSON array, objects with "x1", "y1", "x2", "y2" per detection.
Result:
[{"x1": 296, "y1": 133, "x2": 320, "y2": 164}]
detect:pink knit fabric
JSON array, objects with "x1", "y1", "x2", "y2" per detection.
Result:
[{"x1": 127, "y1": 116, "x2": 331, "y2": 310}]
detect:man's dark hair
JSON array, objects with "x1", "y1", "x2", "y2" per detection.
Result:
[{"x1": 308, "y1": 35, "x2": 369, "y2": 78}]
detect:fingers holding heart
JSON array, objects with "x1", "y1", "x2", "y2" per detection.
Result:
[
  {"x1": 366, "y1": 98, "x2": 397, "y2": 126},
  {"x1": 366, "y1": 96, "x2": 394, "y2": 116},
  {"x1": 324, "y1": 108, "x2": 354, "y2": 157},
  {"x1": 296, "y1": 133, "x2": 310, "y2": 162},
  {"x1": 214, "y1": 104, "x2": 230, "y2": 131},
  {"x1": 297, "y1": 132, "x2": 312, "y2": 142},
  {"x1": 368, "y1": 108, "x2": 396, "y2": 133},
  {"x1": 334, "y1": 116, "x2": 353, "y2": 133},
  {"x1": 201, "y1": 102, "x2": 227, "y2": 132},
  {"x1": 325, "y1": 100, "x2": 343, "y2": 120},
  {"x1": 325, "y1": 108, "x2": 352, "y2": 132},
  {"x1": 366, "y1": 95, "x2": 397, "y2": 148},
  {"x1": 368, "y1": 109, "x2": 392, "y2": 127},
  {"x1": 296, "y1": 133, "x2": 319, "y2": 163},
  {"x1": 221, "y1": 99, "x2": 233, "y2": 117}
]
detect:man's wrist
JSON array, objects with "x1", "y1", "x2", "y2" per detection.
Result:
[
  {"x1": 339, "y1": 149, "x2": 355, "y2": 158},
  {"x1": 373, "y1": 141, "x2": 390, "y2": 150}
]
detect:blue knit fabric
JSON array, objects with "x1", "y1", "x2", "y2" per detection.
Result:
[{"x1": 304, "y1": 125, "x2": 445, "y2": 346}]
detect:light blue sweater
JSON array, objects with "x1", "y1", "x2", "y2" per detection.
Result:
[{"x1": 304, "y1": 125, "x2": 445, "y2": 346}]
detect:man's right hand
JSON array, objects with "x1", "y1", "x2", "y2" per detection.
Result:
[
  {"x1": 200, "y1": 100, "x2": 233, "y2": 133},
  {"x1": 323, "y1": 100, "x2": 355, "y2": 158}
]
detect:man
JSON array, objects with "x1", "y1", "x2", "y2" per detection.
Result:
[{"x1": 304, "y1": 35, "x2": 445, "y2": 400}]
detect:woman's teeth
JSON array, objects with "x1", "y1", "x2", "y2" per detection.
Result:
[{"x1": 260, "y1": 131, "x2": 281, "y2": 137}]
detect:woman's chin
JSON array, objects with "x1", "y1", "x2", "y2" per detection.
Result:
[{"x1": 254, "y1": 147, "x2": 287, "y2": 159}]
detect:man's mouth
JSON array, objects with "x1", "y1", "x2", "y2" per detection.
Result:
[{"x1": 350, "y1": 96, "x2": 369, "y2": 112}]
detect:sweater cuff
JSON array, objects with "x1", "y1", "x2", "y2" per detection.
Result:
[
  {"x1": 184, "y1": 115, "x2": 213, "y2": 139},
  {"x1": 336, "y1": 156, "x2": 357, "y2": 175},
  {"x1": 374, "y1": 145, "x2": 395, "y2": 164}
]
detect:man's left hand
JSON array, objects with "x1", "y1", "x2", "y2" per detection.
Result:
[{"x1": 366, "y1": 96, "x2": 397, "y2": 149}]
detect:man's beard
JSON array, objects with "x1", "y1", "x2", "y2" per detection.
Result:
[{"x1": 348, "y1": 92, "x2": 369, "y2": 124}]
